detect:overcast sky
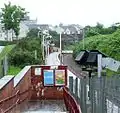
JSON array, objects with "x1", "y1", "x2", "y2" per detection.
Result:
[{"x1": 0, "y1": 0, "x2": 120, "y2": 27}]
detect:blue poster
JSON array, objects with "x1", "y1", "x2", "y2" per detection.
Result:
[{"x1": 44, "y1": 70, "x2": 54, "y2": 86}]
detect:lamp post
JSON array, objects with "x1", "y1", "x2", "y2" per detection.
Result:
[
  {"x1": 42, "y1": 32, "x2": 52, "y2": 64},
  {"x1": 38, "y1": 29, "x2": 50, "y2": 62},
  {"x1": 56, "y1": 27, "x2": 64, "y2": 65},
  {"x1": 37, "y1": 28, "x2": 45, "y2": 61},
  {"x1": 42, "y1": 35, "x2": 45, "y2": 61},
  {"x1": 60, "y1": 32, "x2": 62, "y2": 64},
  {"x1": 82, "y1": 28, "x2": 85, "y2": 50}
]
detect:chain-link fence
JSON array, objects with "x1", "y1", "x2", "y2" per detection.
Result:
[{"x1": 69, "y1": 75, "x2": 120, "y2": 113}]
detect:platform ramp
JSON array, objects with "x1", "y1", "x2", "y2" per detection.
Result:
[{"x1": 20, "y1": 100, "x2": 67, "y2": 113}]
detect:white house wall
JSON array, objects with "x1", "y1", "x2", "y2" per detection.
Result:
[{"x1": 18, "y1": 22, "x2": 29, "y2": 39}]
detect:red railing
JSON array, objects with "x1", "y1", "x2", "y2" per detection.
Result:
[
  {"x1": 0, "y1": 65, "x2": 81, "y2": 113},
  {"x1": 0, "y1": 66, "x2": 31, "y2": 113},
  {"x1": 63, "y1": 87, "x2": 81, "y2": 113},
  {"x1": 0, "y1": 89, "x2": 30, "y2": 113}
]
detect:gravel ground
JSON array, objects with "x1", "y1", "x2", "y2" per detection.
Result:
[{"x1": 62, "y1": 53, "x2": 87, "y2": 78}]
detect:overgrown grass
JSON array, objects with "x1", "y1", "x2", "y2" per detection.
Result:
[
  {"x1": 7, "y1": 66, "x2": 21, "y2": 75},
  {"x1": 0, "y1": 44, "x2": 16, "y2": 60},
  {"x1": 0, "y1": 44, "x2": 16, "y2": 78},
  {"x1": 106, "y1": 69, "x2": 120, "y2": 77}
]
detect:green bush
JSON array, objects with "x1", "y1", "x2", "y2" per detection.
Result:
[
  {"x1": 0, "y1": 40, "x2": 16, "y2": 46},
  {"x1": 73, "y1": 29, "x2": 120, "y2": 61},
  {"x1": 9, "y1": 37, "x2": 43, "y2": 68}
]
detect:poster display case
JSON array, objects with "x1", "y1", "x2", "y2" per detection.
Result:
[
  {"x1": 55, "y1": 70, "x2": 65, "y2": 86},
  {"x1": 43, "y1": 70, "x2": 54, "y2": 86},
  {"x1": 35, "y1": 68, "x2": 41, "y2": 75}
]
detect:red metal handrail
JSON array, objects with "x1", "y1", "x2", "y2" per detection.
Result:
[
  {"x1": 0, "y1": 89, "x2": 29, "y2": 113},
  {"x1": 63, "y1": 87, "x2": 81, "y2": 113},
  {"x1": 0, "y1": 90, "x2": 19, "y2": 104}
]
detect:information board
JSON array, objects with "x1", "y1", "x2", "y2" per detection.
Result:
[
  {"x1": 44, "y1": 70, "x2": 54, "y2": 86},
  {"x1": 35, "y1": 68, "x2": 41, "y2": 75},
  {"x1": 55, "y1": 70, "x2": 65, "y2": 86}
]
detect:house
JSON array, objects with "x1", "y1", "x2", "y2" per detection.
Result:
[
  {"x1": 16, "y1": 22, "x2": 29, "y2": 39},
  {"x1": 53, "y1": 24, "x2": 84, "y2": 48},
  {"x1": 58, "y1": 24, "x2": 83, "y2": 35},
  {"x1": 0, "y1": 15, "x2": 37, "y2": 41},
  {"x1": 0, "y1": 24, "x2": 12, "y2": 41}
]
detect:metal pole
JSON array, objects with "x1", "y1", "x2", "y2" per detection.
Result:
[
  {"x1": 60, "y1": 33, "x2": 62, "y2": 65},
  {"x1": 48, "y1": 44, "x2": 49, "y2": 56},
  {"x1": 98, "y1": 54, "x2": 102, "y2": 78},
  {"x1": 34, "y1": 50, "x2": 37, "y2": 59},
  {"x1": 42, "y1": 35, "x2": 45, "y2": 61},
  {"x1": 38, "y1": 31, "x2": 40, "y2": 37},
  {"x1": 45, "y1": 40, "x2": 47, "y2": 58},
  {"x1": 82, "y1": 29, "x2": 85, "y2": 49}
]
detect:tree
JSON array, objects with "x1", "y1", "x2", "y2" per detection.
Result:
[
  {"x1": 27, "y1": 28, "x2": 40, "y2": 38},
  {"x1": 1, "y1": 2, "x2": 27, "y2": 39},
  {"x1": 49, "y1": 30, "x2": 59, "y2": 47},
  {"x1": 9, "y1": 37, "x2": 43, "y2": 68},
  {"x1": 96, "y1": 22, "x2": 104, "y2": 29}
]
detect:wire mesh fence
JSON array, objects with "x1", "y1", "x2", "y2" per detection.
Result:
[{"x1": 69, "y1": 75, "x2": 120, "y2": 113}]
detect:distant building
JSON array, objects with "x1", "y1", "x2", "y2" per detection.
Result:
[
  {"x1": 60, "y1": 24, "x2": 83, "y2": 35},
  {"x1": 13, "y1": 22, "x2": 29, "y2": 40},
  {"x1": 0, "y1": 24, "x2": 12, "y2": 41},
  {"x1": 0, "y1": 15, "x2": 37, "y2": 41},
  {"x1": 53, "y1": 24, "x2": 84, "y2": 47}
]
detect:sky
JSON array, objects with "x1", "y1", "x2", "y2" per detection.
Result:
[{"x1": 0, "y1": 0, "x2": 120, "y2": 27}]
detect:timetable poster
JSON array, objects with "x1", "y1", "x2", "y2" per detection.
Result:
[
  {"x1": 43, "y1": 70, "x2": 54, "y2": 86},
  {"x1": 35, "y1": 68, "x2": 41, "y2": 75},
  {"x1": 55, "y1": 70, "x2": 65, "y2": 86}
]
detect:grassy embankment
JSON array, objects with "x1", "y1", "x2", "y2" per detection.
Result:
[{"x1": 69, "y1": 29, "x2": 120, "y2": 76}]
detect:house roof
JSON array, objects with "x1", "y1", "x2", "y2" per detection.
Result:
[
  {"x1": 60, "y1": 25, "x2": 80, "y2": 33},
  {"x1": 26, "y1": 24, "x2": 50, "y2": 30}
]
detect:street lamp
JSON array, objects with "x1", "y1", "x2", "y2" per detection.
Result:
[
  {"x1": 38, "y1": 28, "x2": 45, "y2": 61},
  {"x1": 55, "y1": 27, "x2": 64, "y2": 65},
  {"x1": 38, "y1": 28, "x2": 49, "y2": 62},
  {"x1": 82, "y1": 28, "x2": 85, "y2": 50},
  {"x1": 41, "y1": 31, "x2": 52, "y2": 64},
  {"x1": 45, "y1": 35, "x2": 52, "y2": 57}
]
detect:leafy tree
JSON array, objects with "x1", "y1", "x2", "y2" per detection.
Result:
[
  {"x1": 84, "y1": 22, "x2": 119, "y2": 38},
  {"x1": 49, "y1": 30, "x2": 59, "y2": 46},
  {"x1": 73, "y1": 29, "x2": 120, "y2": 61},
  {"x1": 96, "y1": 22, "x2": 104, "y2": 29},
  {"x1": 27, "y1": 28, "x2": 40, "y2": 38},
  {"x1": 1, "y1": 2, "x2": 27, "y2": 39},
  {"x1": 9, "y1": 37, "x2": 43, "y2": 68}
]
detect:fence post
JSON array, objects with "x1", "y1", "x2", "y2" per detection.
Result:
[
  {"x1": 118, "y1": 108, "x2": 120, "y2": 113},
  {"x1": 69, "y1": 76, "x2": 73, "y2": 93},
  {"x1": 75, "y1": 78, "x2": 78, "y2": 100},
  {"x1": 101, "y1": 76, "x2": 107, "y2": 113},
  {"x1": 80, "y1": 77, "x2": 87, "y2": 113},
  {"x1": 90, "y1": 77, "x2": 94, "y2": 113}
]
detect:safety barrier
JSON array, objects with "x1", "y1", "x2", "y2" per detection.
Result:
[
  {"x1": 0, "y1": 66, "x2": 31, "y2": 113},
  {"x1": 63, "y1": 87, "x2": 81, "y2": 113}
]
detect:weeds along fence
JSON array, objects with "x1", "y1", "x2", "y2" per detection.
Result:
[{"x1": 69, "y1": 75, "x2": 120, "y2": 113}]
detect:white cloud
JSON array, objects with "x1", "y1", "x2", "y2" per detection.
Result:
[{"x1": 0, "y1": 0, "x2": 120, "y2": 27}]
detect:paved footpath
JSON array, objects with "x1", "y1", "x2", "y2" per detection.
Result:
[{"x1": 62, "y1": 53, "x2": 87, "y2": 78}]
